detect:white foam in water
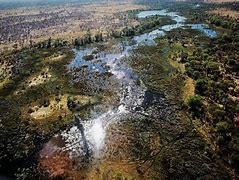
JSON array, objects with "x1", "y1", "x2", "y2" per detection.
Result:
[
  {"x1": 88, "y1": 118, "x2": 105, "y2": 152},
  {"x1": 60, "y1": 9, "x2": 217, "y2": 160},
  {"x1": 61, "y1": 105, "x2": 131, "y2": 158},
  {"x1": 62, "y1": 48, "x2": 145, "y2": 158}
]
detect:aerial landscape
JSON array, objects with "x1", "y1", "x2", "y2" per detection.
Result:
[{"x1": 0, "y1": 0, "x2": 238, "y2": 179}]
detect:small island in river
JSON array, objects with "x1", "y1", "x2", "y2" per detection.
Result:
[{"x1": 0, "y1": 0, "x2": 239, "y2": 179}]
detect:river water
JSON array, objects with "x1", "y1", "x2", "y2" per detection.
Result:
[{"x1": 40, "y1": 9, "x2": 217, "y2": 176}]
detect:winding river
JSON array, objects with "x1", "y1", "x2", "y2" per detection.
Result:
[{"x1": 40, "y1": 9, "x2": 217, "y2": 174}]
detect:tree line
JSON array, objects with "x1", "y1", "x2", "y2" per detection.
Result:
[{"x1": 34, "y1": 16, "x2": 174, "y2": 49}]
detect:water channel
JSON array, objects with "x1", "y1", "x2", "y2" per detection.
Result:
[{"x1": 40, "y1": 9, "x2": 217, "y2": 174}]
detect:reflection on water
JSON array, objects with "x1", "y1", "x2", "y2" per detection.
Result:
[
  {"x1": 62, "y1": 40, "x2": 145, "y2": 158},
  {"x1": 69, "y1": 48, "x2": 106, "y2": 73},
  {"x1": 189, "y1": 24, "x2": 217, "y2": 38},
  {"x1": 133, "y1": 30, "x2": 165, "y2": 45},
  {"x1": 40, "y1": 9, "x2": 218, "y2": 177},
  {"x1": 65, "y1": 10, "x2": 217, "y2": 158},
  {"x1": 195, "y1": 4, "x2": 200, "y2": 8},
  {"x1": 137, "y1": 9, "x2": 216, "y2": 38},
  {"x1": 137, "y1": 10, "x2": 186, "y2": 23}
]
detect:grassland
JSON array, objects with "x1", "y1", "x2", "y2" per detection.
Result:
[
  {"x1": 0, "y1": 46, "x2": 109, "y2": 178},
  {"x1": 209, "y1": 8, "x2": 239, "y2": 19},
  {"x1": 0, "y1": 2, "x2": 146, "y2": 54},
  {"x1": 1, "y1": 1, "x2": 238, "y2": 178}
]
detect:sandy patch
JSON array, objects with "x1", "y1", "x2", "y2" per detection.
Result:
[
  {"x1": 14, "y1": 67, "x2": 52, "y2": 95},
  {"x1": 86, "y1": 161, "x2": 157, "y2": 180},
  {"x1": 0, "y1": 79, "x2": 11, "y2": 89},
  {"x1": 209, "y1": 8, "x2": 239, "y2": 19},
  {"x1": 183, "y1": 77, "x2": 195, "y2": 103},
  {"x1": 28, "y1": 68, "x2": 52, "y2": 87},
  {"x1": 25, "y1": 94, "x2": 98, "y2": 121},
  {"x1": 29, "y1": 95, "x2": 69, "y2": 120},
  {"x1": 0, "y1": 61, "x2": 13, "y2": 77},
  {"x1": 169, "y1": 59, "x2": 186, "y2": 73},
  {"x1": 44, "y1": 53, "x2": 67, "y2": 63},
  {"x1": 205, "y1": 0, "x2": 239, "y2": 3},
  {"x1": 0, "y1": 61, "x2": 14, "y2": 88}
]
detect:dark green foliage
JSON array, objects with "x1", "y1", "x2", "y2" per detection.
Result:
[
  {"x1": 190, "y1": 10, "x2": 239, "y2": 32},
  {"x1": 0, "y1": 48, "x2": 75, "y2": 178},
  {"x1": 47, "y1": 37, "x2": 52, "y2": 48},
  {"x1": 184, "y1": 10, "x2": 239, "y2": 174},
  {"x1": 215, "y1": 121, "x2": 231, "y2": 134},
  {"x1": 195, "y1": 78, "x2": 208, "y2": 95},
  {"x1": 229, "y1": 138, "x2": 239, "y2": 171},
  {"x1": 94, "y1": 32, "x2": 103, "y2": 42},
  {"x1": 188, "y1": 95, "x2": 204, "y2": 118}
]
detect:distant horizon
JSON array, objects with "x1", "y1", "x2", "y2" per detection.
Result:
[{"x1": 0, "y1": 0, "x2": 109, "y2": 10}]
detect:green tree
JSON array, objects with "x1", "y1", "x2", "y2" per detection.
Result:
[
  {"x1": 195, "y1": 78, "x2": 208, "y2": 95},
  {"x1": 47, "y1": 37, "x2": 52, "y2": 48},
  {"x1": 215, "y1": 121, "x2": 230, "y2": 134},
  {"x1": 187, "y1": 95, "x2": 204, "y2": 118}
]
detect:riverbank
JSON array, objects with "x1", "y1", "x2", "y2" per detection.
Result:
[{"x1": 0, "y1": 4, "x2": 238, "y2": 179}]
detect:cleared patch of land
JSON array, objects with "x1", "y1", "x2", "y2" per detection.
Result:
[
  {"x1": 205, "y1": 0, "x2": 239, "y2": 3},
  {"x1": 14, "y1": 67, "x2": 52, "y2": 95},
  {"x1": 23, "y1": 94, "x2": 99, "y2": 122},
  {"x1": 43, "y1": 53, "x2": 67, "y2": 63},
  {"x1": 0, "y1": 2, "x2": 146, "y2": 53},
  {"x1": 209, "y1": 8, "x2": 239, "y2": 19},
  {"x1": 27, "y1": 68, "x2": 52, "y2": 87},
  {"x1": 182, "y1": 78, "x2": 195, "y2": 103}
]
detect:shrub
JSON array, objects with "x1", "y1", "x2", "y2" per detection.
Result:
[
  {"x1": 215, "y1": 121, "x2": 231, "y2": 134},
  {"x1": 195, "y1": 78, "x2": 208, "y2": 95},
  {"x1": 187, "y1": 95, "x2": 204, "y2": 118}
]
